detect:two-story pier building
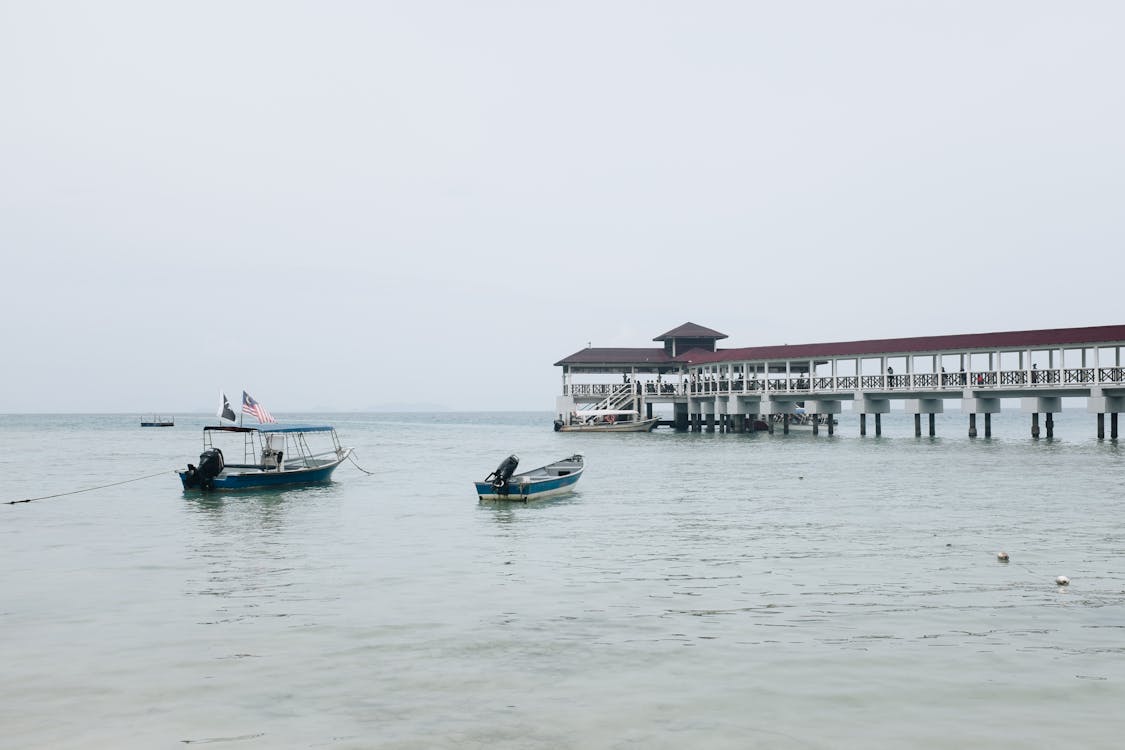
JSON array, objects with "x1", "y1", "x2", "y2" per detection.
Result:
[{"x1": 554, "y1": 322, "x2": 1125, "y2": 439}]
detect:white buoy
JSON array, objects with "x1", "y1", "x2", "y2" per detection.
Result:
[
  {"x1": 1056, "y1": 575, "x2": 1070, "y2": 586},
  {"x1": 997, "y1": 551, "x2": 1009, "y2": 562}
]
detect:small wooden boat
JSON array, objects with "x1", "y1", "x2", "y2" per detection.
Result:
[
  {"x1": 141, "y1": 415, "x2": 174, "y2": 427},
  {"x1": 179, "y1": 423, "x2": 352, "y2": 491},
  {"x1": 475, "y1": 454, "x2": 584, "y2": 501},
  {"x1": 553, "y1": 410, "x2": 659, "y2": 433}
]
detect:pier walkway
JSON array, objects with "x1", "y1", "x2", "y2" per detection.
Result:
[{"x1": 554, "y1": 322, "x2": 1125, "y2": 439}]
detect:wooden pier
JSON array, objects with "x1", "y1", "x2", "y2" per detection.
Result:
[{"x1": 554, "y1": 322, "x2": 1125, "y2": 439}]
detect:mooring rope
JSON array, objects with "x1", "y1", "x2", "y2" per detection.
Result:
[
  {"x1": 347, "y1": 451, "x2": 378, "y2": 475},
  {"x1": 4, "y1": 470, "x2": 176, "y2": 505}
]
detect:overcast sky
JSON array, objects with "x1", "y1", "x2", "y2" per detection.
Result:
[{"x1": 2, "y1": 1, "x2": 1122, "y2": 413}]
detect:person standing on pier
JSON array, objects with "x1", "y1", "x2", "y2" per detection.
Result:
[{"x1": 887, "y1": 366, "x2": 894, "y2": 389}]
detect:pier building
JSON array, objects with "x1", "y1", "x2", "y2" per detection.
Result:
[{"x1": 554, "y1": 322, "x2": 1125, "y2": 439}]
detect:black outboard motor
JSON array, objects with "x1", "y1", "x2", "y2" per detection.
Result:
[
  {"x1": 485, "y1": 454, "x2": 519, "y2": 494},
  {"x1": 183, "y1": 448, "x2": 225, "y2": 490}
]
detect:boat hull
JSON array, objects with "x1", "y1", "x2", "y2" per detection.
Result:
[
  {"x1": 556, "y1": 417, "x2": 659, "y2": 433},
  {"x1": 475, "y1": 455, "x2": 585, "y2": 501},
  {"x1": 475, "y1": 471, "x2": 582, "y2": 501},
  {"x1": 179, "y1": 456, "x2": 346, "y2": 491}
]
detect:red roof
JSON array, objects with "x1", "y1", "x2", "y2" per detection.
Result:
[
  {"x1": 554, "y1": 347, "x2": 674, "y2": 367},
  {"x1": 686, "y1": 324, "x2": 1125, "y2": 364},
  {"x1": 556, "y1": 323, "x2": 1125, "y2": 368},
  {"x1": 653, "y1": 322, "x2": 727, "y2": 341}
]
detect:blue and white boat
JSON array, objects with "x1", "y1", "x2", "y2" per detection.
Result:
[
  {"x1": 179, "y1": 423, "x2": 353, "y2": 491},
  {"x1": 474, "y1": 453, "x2": 585, "y2": 501}
]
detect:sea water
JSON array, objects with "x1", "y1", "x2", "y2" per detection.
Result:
[{"x1": 2, "y1": 411, "x2": 1124, "y2": 749}]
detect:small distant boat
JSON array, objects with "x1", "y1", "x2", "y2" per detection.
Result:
[
  {"x1": 475, "y1": 454, "x2": 584, "y2": 501},
  {"x1": 179, "y1": 423, "x2": 353, "y2": 491},
  {"x1": 553, "y1": 410, "x2": 659, "y2": 433},
  {"x1": 141, "y1": 415, "x2": 174, "y2": 427}
]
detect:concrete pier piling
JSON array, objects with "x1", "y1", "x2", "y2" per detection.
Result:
[
  {"x1": 1032, "y1": 413, "x2": 1040, "y2": 439},
  {"x1": 969, "y1": 413, "x2": 977, "y2": 438}
]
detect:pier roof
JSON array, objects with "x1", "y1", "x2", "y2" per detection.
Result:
[
  {"x1": 554, "y1": 347, "x2": 673, "y2": 367},
  {"x1": 653, "y1": 323, "x2": 727, "y2": 341},
  {"x1": 683, "y1": 323, "x2": 1125, "y2": 364}
]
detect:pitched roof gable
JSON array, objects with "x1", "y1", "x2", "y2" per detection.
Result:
[{"x1": 653, "y1": 322, "x2": 728, "y2": 342}]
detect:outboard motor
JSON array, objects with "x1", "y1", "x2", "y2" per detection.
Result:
[
  {"x1": 485, "y1": 454, "x2": 519, "y2": 494},
  {"x1": 183, "y1": 448, "x2": 225, "y2": 490}
]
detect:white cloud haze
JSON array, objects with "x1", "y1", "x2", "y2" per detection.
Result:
[{"x1": 2, "y1": 1, "x2": 1122, "y2": 412}]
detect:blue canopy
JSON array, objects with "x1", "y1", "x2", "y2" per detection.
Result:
[
  {"x1": 256, "y1": 423, "x2": 336, "y2": 433},
  {"x1": 205, "y1": 423, "x2": 336, "y2": 434}
]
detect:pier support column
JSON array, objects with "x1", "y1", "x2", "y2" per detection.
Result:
[
  {"x1": 1088, "y1": 395, "x2": 1124, "y2": 440},
  {"x1": 674, "y1": 403, "x2": 689, "y2": 431},
  {"x1": 966, "y1": 397, "x2": 1001, "y2": 440},
  {"x1": 1023, "y1": 396, "x2": 1061, "y2": 441},
  {"x1": 856, "y1": 397, "x2": 889, "y2": 438},
  {"x1": 809, "y1": 400, "x2": 841, "y2": 439},
  {"x1": 706, "y1": 413, "x2": 715, "y2": 433},
  {"x1": 812, "y1": 415, "x2": 819, "y2": 435},
  {"x1": 783, "y1": 414, "x2": 790, "y2": 435},
  {"x1": 906, "y1": 399, "x2": 942, "y2": 439},
  {"x1": 768, "y1": 416, "x2": 774, "y2": 434},
  {"x1": 828, "y1": 416, "x2": 834, "y2": 436}
]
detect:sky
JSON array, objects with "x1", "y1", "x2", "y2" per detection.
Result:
[{"x1": 2, "y1": 1, "x2": 1123, "y2": 413}]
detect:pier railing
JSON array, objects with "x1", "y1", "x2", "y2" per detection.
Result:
[{"x1": 568, "y1": 366, "x2": 1125, "y2": 398}]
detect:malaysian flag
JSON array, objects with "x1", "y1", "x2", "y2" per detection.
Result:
[{"x1": 242, "y1": 391, "x2": 277, "y2": 423}]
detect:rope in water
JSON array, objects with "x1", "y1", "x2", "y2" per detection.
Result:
[
  {"x1": 347, "y1": 451, "x2": 378, "y2": 475},
  {"x1": 4, "y1": 470, "x2": 177, "y2": 505}
]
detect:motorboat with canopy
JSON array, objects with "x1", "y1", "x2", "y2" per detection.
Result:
[{"x1": 179, "y1": 423, "x2": 352, "y2": 491}]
